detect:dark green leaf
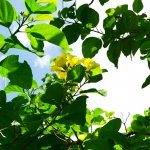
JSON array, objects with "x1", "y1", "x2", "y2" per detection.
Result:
[
  {"x1": 82, "y1": 37, "x2": 102, "y2": 58},
  {"x1": 141, "y1": 41, "x2": 150, "y2": 51},
  {"x1": 8, "y1": 61, "x2": 33, "y2": 89},
  {"x1": 41, "y1": 83, "x2": 65, "y2": 105},
  {"x1": 62, "y1": 23, "x2": 82, "y2": 45},
  {"x1": 0, "y1": 0, "x2": 16, "y2": 27},
  {"x1": 142, "y1": 75, "x2": 150, "y2": 88},
  {"x1": 67, "y1": 64, "x2": 85, "y2": 82},
  {"x1": 107, "y1": 41, "x2": 121, "y2": 68},
  {"x1": 100, "y1": 118, "x2": 122, "y2": 132},
  {"x1": 26, "y1": 24, "x2": 69, "y2": 50},
  {"x1": 77, "y1": 4, "x2": 99, "y2": 28},
  {"x1": 50, "y1": 18, "x2": 65, "y2": 28},
  {"x1": 133, "y1": 0, "x2": 143, "y2": 13},
  {"x1": 88, "y1": 74, "x2": 103, "y2": 83},
  {"x1": 0, "y1": 90, "x2": 6, "y2": 107},
  {"x1": 59, "y1": 95, "x2": 88, "y2": 125},
  {"x1": 25, "y1": 0, "x2": 56, "y2": 14},
  {"x1": 99, "y1": 0, "x2": 109, "y2": 6}
]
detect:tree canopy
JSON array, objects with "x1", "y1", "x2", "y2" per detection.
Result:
[{"x1": 0, "y1": 0, "x2": 150, "y2": 149}]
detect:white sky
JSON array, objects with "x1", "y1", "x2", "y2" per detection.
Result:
[{"x1": 0, "y1": 0, "x2": 150, "y2": 129}]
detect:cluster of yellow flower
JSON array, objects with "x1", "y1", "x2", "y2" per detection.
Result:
[{"x1": 51, "y1": 53, "x2": 101, "y2": 80}]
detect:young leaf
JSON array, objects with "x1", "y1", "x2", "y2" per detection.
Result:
[
  {"x1": 133, "y1": 0, "x2": 143, "y2": 13},
  {"x1": 82, "y1": 37, "x2": 102, "y2": 58},
  {"x1": 0, "y1": 0, "x2": 16, "y2": 27},
  {"x1": 26, "y1": 24, "x2": 69, "y2": 50},
  {"x1": 107, "y1": 41, "x2": 121, "y2": 68},
  {"x1": 142, "y1": 75, "x2": 150, "y2": 88}
]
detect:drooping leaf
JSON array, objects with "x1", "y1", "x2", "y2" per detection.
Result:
[
  {"x1": 41, "y1": 83, "x2": 65, "y2": 105},
  {"x1": 80, "y1": 88, "x2": 107, "y2": 97},
  {"x1": 25, "y1": 0, "x2": 56, "y2": 14},
  {"x1": 99, "y1": 0, "x2": 109, "y2": 6},
  {"x1": 107, "y1": 41, "x2": 121, "y2": 68},
  {"x1": 133, "y1": 0, "x2": 143, "y2": 13},
  {"x1": 59, "y1": 95, "x2": 88, "y2": 125},
  {"x1": 8, "y1": 61, "x2": 33, "y2": 89},
  {"x1": 0, "y1": 0, "x2": 16, "y2": 27},
  {"x1": 77, "y1": 4, "x2": 99, "y2": 28},
  {"x1": 62, "y1": 23, "x2": 82, "y2": 45},
  {"x1": 82, "y1": 37, "x2": 102, "y2": 58},
  {"x1": 67, "y1": 64, "x2": 85, "y2": 82},
  {"x1": 26, "y1": 24, "x2": 69, "y2": 50},
  {"x1": 142, "y1": 75, "x2": 150, "y2": 88}
]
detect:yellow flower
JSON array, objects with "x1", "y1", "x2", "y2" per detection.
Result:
[
  {"x1": 57, "y1": 71, "x2": 67, "y2": 80},
  {"x1": 81, "y1": 58, "x2": 100, "y2": 71}
]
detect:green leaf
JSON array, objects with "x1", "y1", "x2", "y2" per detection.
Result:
[
  {"x1": 142, "y1": 75, "x2": 150, "y2": 88},
  {"x1": 0, "y1": 55, "x2": 20, "y2": 77},
  {"x1": 82, "y1": 37, "x2": 102, "y2": 58},
  {"x1": 99, "y1": 0, "x2": 109, "y2": 6},
  {"x1": 141, "y1": 41, "x2": 150, "y2": 51},
  {"x1": 133, "y1": 0, "x2": 143, "y2": 13},
  {"x1": 80, "y1": 88, "x2": 107, "y2": 97},
  {"x1": 59, "y1": 95, "x2": 88, "y2": 125},
  {"x1": 107, "y1": 41, "x2": 121, "y2": 68},
  {"x1": 0, "y1": 90, "x2": 6, "y2": 107},
  {"x1": 50, "y1": 18, "x2": 65, "y2": 28},
  {"x1": 0, "y1": 34, "x2": 5, "y2": 49},
  {"x1": 67, "y1": 64, "x2": 85, "y2": 82},
  {"x1": 25, "y1": 0, "x2": 56, "y2": 14},
  {"x1": 62, "y1": 23, "x2": 82, "y2": 45},
  {"x1": 4, "y1": 83, "x2": 23, "y2": 93},
  {"x1": 27, "y1": 32, "x2": 44, "y2": 52},
  {"x1": 0, "y1": 0, "x2": 16, "y2": 27},
  {"x1": 103, "y1": 16, "x2": 116, "y2": 29},
  {"x1": 41, "y1": 83, "x2": 65, "y2": 105},
  {"x1": 8, "y1": 61, "x2": 33, "y2": 89},
  {"x1": 100, "y1": 118, "x2": 122, "y2": 132},
  {"x1": 77, "y1": 4, "x2": 99, "y2": 28},
  {"x1": 26, "y1": 24, "x2": 69, "y2": 50}
]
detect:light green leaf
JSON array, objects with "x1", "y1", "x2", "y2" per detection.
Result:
[
  {"x1": 133, "y1": 0, "x2": 143, "y2": 13},
  {"x1": 25, "y1": 0, "x2": 56, "y2": 14},
  {"x1": 26, "y1": 24, "x2": 69, "y2": 50},
  {"x1": 4, "y1": 83, "x2": 23, "y2": 93},
  {"x1": 35, "y1": 14, "x2": 54, "y2": 21},
  {"x1": 0, "y1": 34, "x2": 5, "y2": 49},
  {"x1": 0, "y1": 0, "x2": 16, "y2": 27}
]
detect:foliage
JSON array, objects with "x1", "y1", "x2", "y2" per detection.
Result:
[{"x1": 0, "y1": 0, "x2": 150, "y2": 149}]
